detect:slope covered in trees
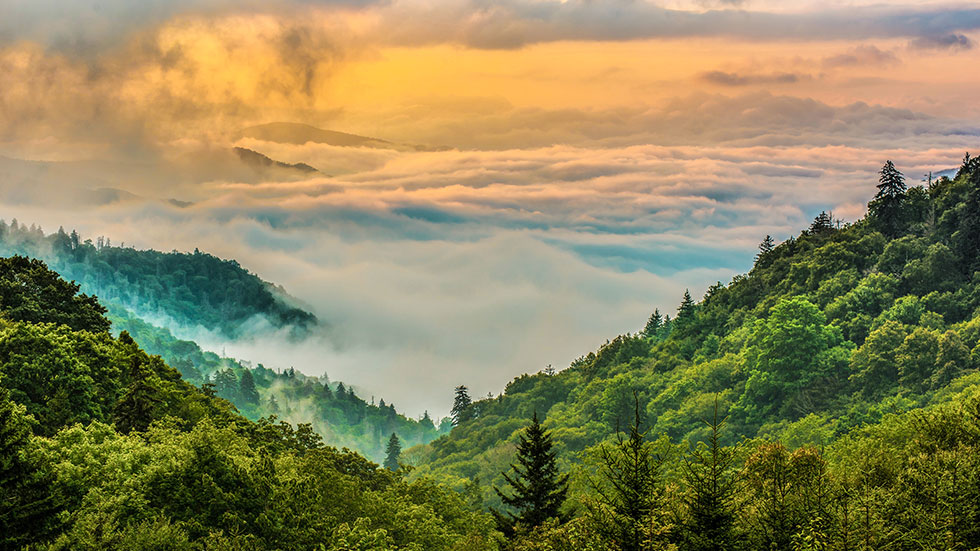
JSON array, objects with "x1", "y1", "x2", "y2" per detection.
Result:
[
  {"x1": 0, "y1": 224, "x2": 317, "y2": 339},
  {"x1": 107, "y1": 306, "x2": 450, "y2": 462},
  {"x1": 0, "y1": 256, "x2": 497, "y2": 549},
  {"x1": 0, "y1": 222, "x2": 447, "y2": 461},
  {"x1": 410, "y1": 155, "x2": 980, "y2": 521}
]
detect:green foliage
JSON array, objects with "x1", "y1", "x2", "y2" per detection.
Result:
[
  {"x1": 452, "y1": 385, "x2": 474, "y2": 425},
  {"x1": 384, "y1": 433, "x2": 402, "y2": 471},
  {"x1": 679, "y1": 403, "x2": 740, "y2": 551},
  {"x1": 0, "y1": 255, "x2": 109, "y2": 333},
  {"x1": 494, "y1": 413, "x2": 570, "y2": 534},
  {"x1": 0, "y1": 224, "x2": 316, "y2": 338},
  {"x1": 0, "y1": 383, "x2": 62, "y2": 548},
  {"x1": 107, "y1": 303, "x2": 447, "y2": 462},
  {"x1": 586, "y1": 397, "x2": 669, "y2": 551},
  {"x1": 0, "y1": 261, "x2": 497, "y2": 550}
]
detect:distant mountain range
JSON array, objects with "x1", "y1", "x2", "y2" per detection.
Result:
[{"x1": 233, "y1": 147, "x2": 320, "y2": 175}]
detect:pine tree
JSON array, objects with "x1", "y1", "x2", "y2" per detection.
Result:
[
  {"x1": 681, "y1": 400, "x2": 740, "y2": 551},
  {"x1": 420, "y1": 410, "x2": 435, "y2": 430},
  {"x1": 588, "y1": 395, "x2": 667, "y2": 551},
  {"x1": 676, "y1": 289, "x2": 696, "y2": 324},
  {"x1": 451, "y1": 385, "x2": 474, "y2": 426},
  {"x1": 0, "y1": 384, "x2": 62, "y2": 546},
  {"x1": 239, "y1": 369, "x2": 260, "y2": 405},
  {"x1": 869, "y1": 160, "x2": 907, "y2": 236},
  {"x1": 384, "y1": 433, "x2": 402, "y2": 471},
  {"x1": 954, "y1": 156, "x2": 980, "y2": 274},
  {"x1": 642, "y1": 309, "x2": 663, "y2": 338},
  {"x1": 493, "y1": 412, "x2": 570, "y2": 534},
  {"x1": 810, "y1": 211, "x2": 834, "y2": 234},
  {"x1": 756, "y1": 235, "x2": 775, "y2": 263},
  {"x1": 113, "y1": 353, "x2": 163, "y2": 434}
]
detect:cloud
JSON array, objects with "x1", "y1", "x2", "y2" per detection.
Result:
[
  {"x1": 822, "y1": 45, "x2": 901, "y2": 68},
  {"x1": 909, "y1": 33, "x2": 974, "y2": 51},
  {"x1": 4, "y1": 1, "x2": 980, "y2": 53},
  {"x1": 1, "y1": 89, "x2": 974, "y2": 416},
  {"x1": 700, "y1": 71, "x2": 804, "y2": 86}
]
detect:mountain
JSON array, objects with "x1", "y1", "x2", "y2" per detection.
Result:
[
  {"x1": 233, "y1": 146, "x2": 320, "y2": 175},
  {"x1": 409, "y1": 155, "x2": 980, "y2": 522},
  {"x1": 109, "y1": 305, "x2": 451, "y2": 461},
  {"x1": 0, "y1": 222, "x2": 317, "y2": 339},
  {"x1": 0, "y1": 255, "x2": 494, "y2": 549},
  {"x1": 0, "y1": 221, "x2": 450, "y2": 461}
]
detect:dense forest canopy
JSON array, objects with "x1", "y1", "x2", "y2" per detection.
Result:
[{"x1": 0, "y1": 255, "x2": 496, "y2": 550}]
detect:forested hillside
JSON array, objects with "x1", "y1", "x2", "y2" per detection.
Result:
[
  {"x1": 0, "y1": 256, "x2": 496, "y2": 549},
  {"x1": 0, "y1": 223, "x2": 447, "y2": 461},
  {"x1": 0, "y1": 224, "x2": 317, "y2": 339},
  {"x1": 401, "y1": 155, "x2": 980, "y2": 548},
  {"x1": 109, "y1": 306, "x2": 450, "y2": 462}
]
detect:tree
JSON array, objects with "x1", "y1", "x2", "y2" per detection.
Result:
[
  {"x1": 451, "y1": 385, "x2": 474, "y2": 426},
  {"x1": 740, "y1": 297, "x2": 848, "y2": 419},
  {"x1": 642, "y1": 309, "x2": 663, "y2": 338},
  {"x1": 494, "y1": 412, "x2": 570, "y2": 534},
  {"x1": 742, "y1": 443, "x2": 830, "y2": 551},
  {"x1": 213, "y1": 369, "x2": 239, "y2": 403},
  {"x1": 239, "y1": 369, "x2": 260, "y2": 405},
  {"x1": 587, "y1": 395, "x2": 668, "y2": 551},
  {"x1": 954, "y1": 156, "x2": 980, "y2": 274},
  {"x1": 0, "y1": 255, "x2": 109, "y2": 333},
  {"x1": 384, "y1": 433, "x2": 402, "y2": 471},
  {"x1": 114, "y1": 351, "x2": 163, "y2": 434},
  {"x1": 675, "y1": 290, "x2": 696, "y2": 328},
  {"x1": 869, "y1": 160, "x2": 907, "y2": 236},
  {"x1": 0, "y1": 383, "x2": 62, "y2": 547},
  {"x1": 681, "y1": 400, "x2": 740, "y2": 551},
  {"x1": 809, "y1": 211, "x2": 834, "y2": 234},
  {"x1": 756, "y1": 235, "x2": 775, "y2": 265}
]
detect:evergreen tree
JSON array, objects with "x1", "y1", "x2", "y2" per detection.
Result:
[
  {"x1": 0, "y1": 384, "x2": 62, "y2": 547},
  {"x1": 420, "y1": 410, "x2": 435, "y2": 430},
  {"x1": 384, "y1": 433, "x2": 402, "y2": 471},
  {"x1": 213, "y1": 369, "x2": 239, "y2": 403},
  {"x1": 113, "y1": 347, "x2": 163, "y2": 434},
  {"x1": 869, "y1": 160, "x2": 907, "y2": 236},
  {"x1": 954, "y1": 158, "x2": 980, "y2": 274},
  {"x1": 588, "y1": 396, "x2": 667, "y2": 551},
  {"x1": 493, "y1": 412, "x2": 570, "y2": 534},
  {"x1": 756, "y1": 234, "x2": 775, "y2": 265},
  {"x1": 675, "y1": 290, "x2": 696, "y2": 329},
  {"x1": 451, "y1": 385, "x2": 474, "y2": 426},
  {"x1": 239, "y1": 369, "x2": 260, "y2": 405},
  {"x1": 681, "y1": 399, "x2": 740, "y2": 551},
  {"x1": 642, "y1": 309, "x2": 663, "y2": 338},
  {"x1": 810, "y1": 211, "x2": 834, "y2": 234}
]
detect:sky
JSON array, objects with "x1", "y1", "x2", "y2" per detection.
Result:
[{"x1": 1, "y1": 0, "x2": 979, "y2": 417}]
